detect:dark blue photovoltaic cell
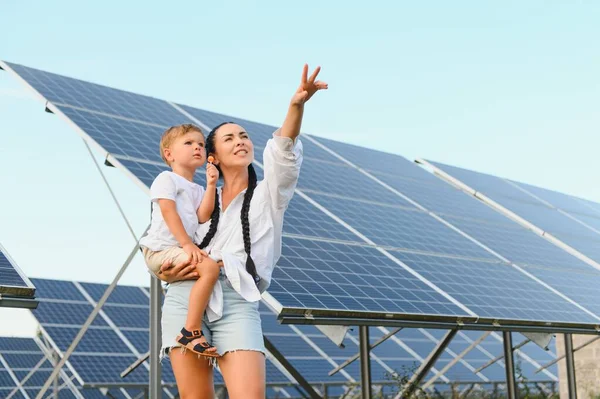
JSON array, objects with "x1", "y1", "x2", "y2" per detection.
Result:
[
  {"x1": 79, "y1": 282, "x2": 149, "y2": 305},
  {"x1": 369, "y1": 172, "x2": 517, "y2": 226},
  {"x1": 0, "y1": 247, "x2": 34, "y2": 301},
  {"x1": 43, "y1": 326, "x2": 132, "y2": 353},
  {"x1": 443, "y1": 216, "x2": 593, "y2": 271},
  {"x1": 102, "y1": 305, "x2": 148, "y2": 328},
  {"x1": 309, "y1": 193, "x2": 495, "y2": 260},
  {"x1": 272, "y1": 237, "x2": 470, "y2": 317},
  {"x1": 568, "y1": 213, "x2": 600, "y2": 233},
  {"x1": 0, "y1": 262, "x2": 26, "y2": 288},
  {"x1": 33, "y1": 301, "x2": 109, "y2": 327},
  {"x1": 510, "y1": 179, "x2": 600, "y2": 218},
  {"x1": 122, "y1": 330, "x2": 149, "y2": 354},
  {"x1": 298, "y1": 160, "x2": 418, "y2": 208},
  {"x1": 429, "y1": 161, "x2": 537, "y2": 203},
  {"x1": 0, "y1": 337, "x2": 103, "y2": 398},
  {"x1": 2, "y1": 353, "x2": 50, "y2": 370},
  {"x1": 8, "y1": 62, "x2": 190, "y2": 127},
  {"x1": 115, "y1": 158, "x2": 172, "y2": 188},
  {"x1": 310, "y1": 136, "x2": 431, "y2": 181},
  {"x1": 520, "y1": 265, "x2": 600, "y2": 317},
  {"x1": 30, "y1": 278, "x2": 85, "y2": 301},
  {"x1": 494, "y1": 197, "x2": 600, "y2": 240},
  {"x1": 283, "y1": 195, "x2": 366, "y2": 243},
  {"x1": 0, "y1": 337, "x2": 40, "y2": 352},
  {"x1": 390, "y1": 252, "x2": 598, "y2": 324},
  {"x1": 59, "y1": 106, "x2": 175, "y2": 162},
  {"x1": 68, "y1": 354, "x2": 148, "y2": 384}
]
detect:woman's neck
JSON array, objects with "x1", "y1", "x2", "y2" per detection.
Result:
[{"x1": 221, "y1": 167, "x2": 249, "y2": 198}]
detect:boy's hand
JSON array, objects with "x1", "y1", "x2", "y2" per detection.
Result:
[
  {"x1": 206, "y1": 162, "x2": 219, "y2": 186},
  {"x1": 182, "y1": 243, "x2": 208, "y2": 265}
]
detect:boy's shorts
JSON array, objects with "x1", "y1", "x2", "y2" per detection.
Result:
[{"x1": 142, "y1": 246, "x2": 190, "y2": 275}]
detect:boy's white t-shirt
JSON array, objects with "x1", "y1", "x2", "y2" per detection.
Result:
[{"x1": 139, "y1": 171, "x2": 205, "y2": 252}]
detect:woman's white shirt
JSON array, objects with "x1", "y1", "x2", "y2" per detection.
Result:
[{"x1": 194, "y1": 129, "x2": 303, "y2": 322}]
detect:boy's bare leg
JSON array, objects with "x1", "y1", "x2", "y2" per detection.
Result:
[{"x1": 183, "y1": 256, "x2": 221, "y2": 351}]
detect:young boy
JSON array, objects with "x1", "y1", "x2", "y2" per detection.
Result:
[{"x1": 140, "y1": 123, "x2": 220, "y2": 358}]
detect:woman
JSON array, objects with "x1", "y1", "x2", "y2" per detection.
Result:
[{"x1": 158, "y1": 64, "x2": 327, "y2": 399}]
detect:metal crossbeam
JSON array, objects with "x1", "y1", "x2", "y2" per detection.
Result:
[
  {"x1": 330, "y1": 327, "x2": 402, "y2": 376},
  {"x1": 474, "y1": 338, "x2": 530, "y2": 373},
  {"x1": 396, "y1": 329, "x2": 458, "y2": 399},
  {"x1": 422, "y1": 331, "x2": 491, "y2": 389},
  {"x1": 264, "y1": 336, "x2": 323, "y2": 399},
  {"x1": 536, "y1": 336, "x2": 600, "y2": 373}
]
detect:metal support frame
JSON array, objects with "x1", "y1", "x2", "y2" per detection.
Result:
[
  {"x1": 150, "y1": 277, "x2": 162, "y2": 399},
  {"x1": 36, "y1": 232, "x2": 149, "y2": 399},
  {"x1": 423, "y1": 331, "x2": 491, "y2": 389},
  {"x1": 503, "y1": 331, "x2": 517, "y2": 399},
  {"x1": 5, "y1": 354, "x2": 48, "y2": 399},
  {"x1": 536, "y1": 335, "x2": 600, "y2": 373},
  {"x1": 121, "y1": 352, "x2": 151, "y2": 378},
  {"x1": 474, "y1": 337, "x2": 530, "y2": 373},
  {"x1": 330, "y1": 327, "x2": 402, "y2": 376},
  {"x1": 564, "y1": 333, "x2": 577, "y2": 399},
  {"x1": 264, "y1": 336, "x2": 323, "y2": 399},
  {"x1": 358, "y1": 326, "x2": 372, "y2": 399},
  {"x1": 396, "y1": 329, "x2": 458, "y2": 399}
]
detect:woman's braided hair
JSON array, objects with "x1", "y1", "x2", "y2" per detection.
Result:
[{"x1": 197, "y1": 122, "x2": 260, "y2": 284}]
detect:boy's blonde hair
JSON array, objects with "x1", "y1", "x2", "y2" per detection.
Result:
[{"x1": 159, "y1": 124, "x2": 204, "y2": 165}]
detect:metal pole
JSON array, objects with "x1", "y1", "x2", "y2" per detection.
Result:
[
  {"x1": 564, "y1": 333, "x2": 577, "y2": 399},
  {"x1": 503, "y1": 331, "x2": 517, "y2": 399},
  {"x1": 150, "y1": 277, "x2": 162, "y2": 399},
  {"x1": 359, "y1": 326, "x2": 372, "y2": 399},
  {"x1": 53, "y1": 350, "x2": 59, "y2": 398}
]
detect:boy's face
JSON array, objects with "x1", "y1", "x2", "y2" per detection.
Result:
[{"x1": 164, "y1": 131, "x2": 206, "y2": 169}]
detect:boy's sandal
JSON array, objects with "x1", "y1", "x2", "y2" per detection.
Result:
[{"x1": 176, "y1": 327, "x2": 220, "y2": 358}]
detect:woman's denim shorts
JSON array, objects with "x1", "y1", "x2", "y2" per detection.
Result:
[{"x1": 161, "y1": 274, "x2": 265, "y2": 359}]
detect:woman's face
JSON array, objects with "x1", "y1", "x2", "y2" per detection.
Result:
[{"x1": 211, "y1": 123, "x2": 255, "y2": 170}]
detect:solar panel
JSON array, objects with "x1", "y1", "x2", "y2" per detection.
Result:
[
  {"x1": 424, "y1": 161, "x2": 600, "y2": 318},
  {"x1": 0, "y1": 336, "x2": 120, "y2": 399},
  {"x1": 300, "y1": 137, "x2": 600, "y2": 325},
  {"x1": 0, "y1": 243, "x2": 37, "y2": 309},
  {"x1": 3, "y1": 60, "x2": 600, "y2": 331}
]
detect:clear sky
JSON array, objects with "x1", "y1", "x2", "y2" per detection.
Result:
[{"x1": 1, "y1": 1, "x2": 599, "y2": 336}]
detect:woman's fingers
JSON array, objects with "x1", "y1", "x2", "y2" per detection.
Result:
[{"x1": 308, "y1": 66, "x2": 320, "y2": 84}]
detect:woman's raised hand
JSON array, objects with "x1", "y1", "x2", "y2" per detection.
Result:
[{"x1": 290, "y1": 64, "x2": 328, "y2": 106}]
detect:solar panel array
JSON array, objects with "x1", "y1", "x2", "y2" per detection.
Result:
[
  {"x1": 0, "y1": 336, "x2": 140, "y2": 399},
  {"x1": 24, "y1": 277, "x2": 557, "y2": 398},
  {"x1": 4, "y1": 61, "x2": 599, "y2": 332},
  {"x1": 0, "y1": 243, "x2": 37, "y2": 309},
  {"x1": 426, "y1": 161, "x2": 600, "y2": 319},
  {"x1": 29, "y1": 278, "x2": 180, "y2": 398}
]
